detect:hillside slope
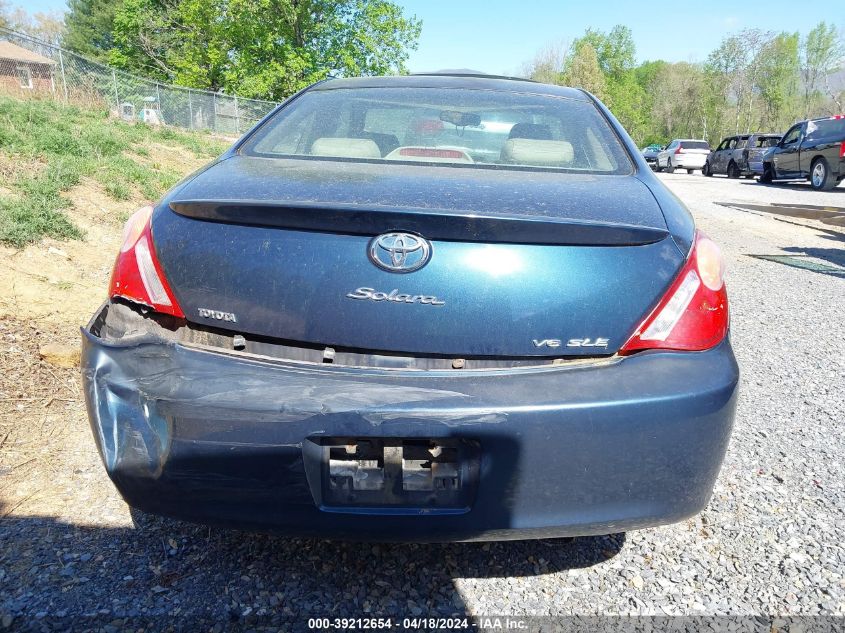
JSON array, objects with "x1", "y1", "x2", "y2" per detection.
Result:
[{"x1": 0, "y1": 96, "x2": 230, "y2": 333}]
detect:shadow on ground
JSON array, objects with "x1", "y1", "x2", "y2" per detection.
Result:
[
  {"x1": 739, "y1": 179, "x2": 845, "y2": 193},
  {"x1": 0, "y1": 506, "x2": 625, "y2": 627},
  {"x1": 779, "y1": 246, "x2": 845, "y2": 269}
]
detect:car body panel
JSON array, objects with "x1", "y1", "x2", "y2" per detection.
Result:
[
  {"x1": 765, "y1": 117, "x2": 845, "y2": 187},
  {"x1": 81, "y1": 304, "x2": 738, "y2": 541},
  {"x1": 706, "y1": 134, "x2": 782, "y2": 177},
  {"x1": 641, "y1": 144, "x2": 661, "y2": 168},
  {"x1": 707, "y1": 135, "x2": 748, "y2": 175},
  {"x1": 657, "y1": 140, "x2": 710, "y2": 171},
  {"x1": 155, "y1": 156, "x2": 684, "y2": 358},
  {"x1": 745, "y1": 134, "x2": 782, "y2": 174},
  {"x1": 83, "y1": 75, "x2": 735, "y2": 540}
]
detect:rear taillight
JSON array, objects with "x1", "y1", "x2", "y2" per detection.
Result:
[
  {"x1": 839, "y1": 141, "x2": 845, "y2": 159},
  {"x1": 675, "y1": 145, "x2": 683, "y2": 154},
  {"x1": 620, "y1": 231, "x2": 728, "y2": 354},
  {"x1": 109, "y1": 205, "x2": 184, "y2": 317}
]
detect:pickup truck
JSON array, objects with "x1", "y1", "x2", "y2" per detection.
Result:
[{"x1": 760, "y1": 115, "x2": 845, "y2": 190}]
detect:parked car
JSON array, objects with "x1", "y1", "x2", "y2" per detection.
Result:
[
  {"x1": 656, "y1": 139, "x2": 711, "y2": 173},
  {"x1": 641, "y1": 143, "x2": 662, "y2": 169},
  {"x1": 81, "y1": 74, "x2": 738, "y2": 541},
  {"x1": 746, "y1": 134, "x2": 783, "y2": 176},
  {"x1": 760, "y1": 115, "x2": 845, "y2": 190},
  {"x1": 703, "y1": 133, "x2": 782, "y2": 178}
]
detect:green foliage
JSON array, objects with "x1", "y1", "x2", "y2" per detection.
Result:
[
  {"x1": 801, "y1": 22, "x2": 845, "y2": 114},
  {"x1": 526, "y1": 21, "x2": 845, "y2": 146},
  {"x1": 563, "y1": 26, "x2": 647, "y2": 141},
  {"x1": 64, "y1": 0, "x2": 120, "y2": 61},
  {"x1": 573, "y1": 25, "x2": 636, "y2": 79},
  {"x1": 757, "y1": 33, "x2": 800, "y2": 130},
  {"x1": 0, "y1": 162, "x2": 84, "y2": 246},
  {"x1": 563, "y1": 43, "x2": 606, "y2": 99},
  {"x1": 0, "y1": 96, "x2": 227, "y2": 247},
  {"x1": 108, "y1": 0, "x2": 422, "y2": 101}
]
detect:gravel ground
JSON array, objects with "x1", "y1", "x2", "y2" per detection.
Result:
[{"x1": 1, "y1": 171, "x2": 843, "y2": 628}]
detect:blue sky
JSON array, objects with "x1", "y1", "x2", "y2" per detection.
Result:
[{"x1": 16, "y1": 0, "x2": 844, "y2": 74}]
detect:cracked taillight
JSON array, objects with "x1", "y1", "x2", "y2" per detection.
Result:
[
  {"x1": 620, "y1": 231, "x2": 728, "y2": 354},
  {"x1": 109, "y1": 205, "x2": 184, "y2": 317}
]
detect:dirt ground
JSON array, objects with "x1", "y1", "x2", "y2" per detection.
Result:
[{"x1": 0, "y1": 145, "x2": 213, "y2": 526}]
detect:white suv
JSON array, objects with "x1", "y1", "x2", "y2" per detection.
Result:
[{"x1": 657, "y1": 139, "x2": 711, "y2": 173}]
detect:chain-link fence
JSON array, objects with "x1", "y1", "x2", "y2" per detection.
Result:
[{"x1": 0, "y1": 26, "x2": 279, "y2": 136}]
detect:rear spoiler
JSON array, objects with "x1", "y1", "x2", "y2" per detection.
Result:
[{"x1": 168, "y1": 200, "x2": 669, "y2": 246}]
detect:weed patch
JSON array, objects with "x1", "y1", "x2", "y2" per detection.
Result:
[{"x1": 0, "y1": 96, "x2": 228, "y2": 247}]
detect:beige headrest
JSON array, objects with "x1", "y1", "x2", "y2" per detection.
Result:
[
  {"x1": 311, "y1": 138, "x2": 381, "y2": 159},
  {"x1": 500, "y1": 138, "x2": 574, "y2": 167}
]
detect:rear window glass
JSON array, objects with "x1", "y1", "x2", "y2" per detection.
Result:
[
  {"x1": 806, "y1": 118, "x2": 845, "y2": 141},
  {"x1": 755, "y1": 136, "x2": 780, "y2": 148},
  {"x1": 243, "y1": 87, "x2": 632, "y2": 174},
  {"x1": 680, "y1": 141, "x2": 710, "y2": 150}
]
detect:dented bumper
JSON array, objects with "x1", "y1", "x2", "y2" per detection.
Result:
[{"x1": 81, "y1": 303, "x2": 738, "y2": 541}]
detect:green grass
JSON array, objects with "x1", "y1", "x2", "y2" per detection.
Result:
[{"x1": 0, "y1": 96, "x2": 228, "y2": 247}]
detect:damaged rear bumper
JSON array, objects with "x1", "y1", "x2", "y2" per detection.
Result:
[{"x1": 81, "y1": 302, "x2": 739, "y2": 541}]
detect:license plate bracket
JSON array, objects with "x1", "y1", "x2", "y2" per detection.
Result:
[{"x1": 303, "y1": 437, "x2": 480, "y2": 513}]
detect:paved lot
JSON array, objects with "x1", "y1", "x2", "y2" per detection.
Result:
[{"x1": 0, "y1": 171, "x2": 843, "y2": 626}]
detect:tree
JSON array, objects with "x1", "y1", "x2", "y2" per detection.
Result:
[
  {"x1": 650, "y1": 62, "x2": 713, "y2": 141},
  {"x1": 756, "y1": 32, "x2": 800, "y2": 130},
  {"x1": 523, "y1": 40, "x2": 568, "y2": 85},
  {"x1": 801, "y1": 22, "x2": 845, "y2": 115},
  {"x1": 0, "y1": 1, "x2": 10, "y2": 29},
  {"x1": 572, "y1": 25, "x2": 636, "y2": 79},
  {"x1": 3, "y1": 8, "x2": 66, "y2": 46},
  {"x1": 109, "y1": 0, "x2": 422, "y2": 100},
  {"x1": 563, "y1": 42, "x2": 606, "y2": 100},
  {"x1": 706, "y1": 29, "x2": 774, "y2": 135},
  {"x1": 64, "y1": 0, "x2": 120, "y2": 60},
  {"x1": 568, "y1": 26, "x2": 645, "y2": 139}
]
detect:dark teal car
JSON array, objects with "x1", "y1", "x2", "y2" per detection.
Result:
[{"x1": 82, "y1": 74, "x2": 738, "y2": 541}]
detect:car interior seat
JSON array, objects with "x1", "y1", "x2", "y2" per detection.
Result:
[
  {"x1": 508, "y1": 123, "x2": 553, "y2": 140},
  {"x1": 310, "y1": 138, "x2": 382, "y2": 159},
  {"x1": 500, "y1": 138, "x2": 574, "y2": 167}
]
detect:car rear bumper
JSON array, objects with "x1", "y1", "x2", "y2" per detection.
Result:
[
  {"x1": 675, "y1": 154, "x2": 707, "y2": 169},
  {"x1": 81, "y1": 307, "x2": 739, "y2": 542}
]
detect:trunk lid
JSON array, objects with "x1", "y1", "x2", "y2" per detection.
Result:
[{"x1": 153, "y1": 156, "x2": 684, "y2": 357}]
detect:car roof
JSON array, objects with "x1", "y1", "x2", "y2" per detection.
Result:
[{"x1": 309, "y1": 74, "x2": 590, "y2": 101}]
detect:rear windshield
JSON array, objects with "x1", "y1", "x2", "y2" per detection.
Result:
[
  {"x1": 680, "y1": 141, "x2": 710, "y2": 149},
  {"x1": 806, "y1": 118, "x2": 845, "y2": 141},
  {"x1": 243, "y1": 87, "x2": 633, "y2": 174},
  {"x1": 755, "y1": 136, "x2": 780, "y2": 148}
]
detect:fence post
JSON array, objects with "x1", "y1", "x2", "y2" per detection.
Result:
[
  {"x1": 111, "y1": 69, "x2": 120, "y2": 113},
  {"x1": 235, "y1": 95, "x2": 241, "y2": 135},
  {"x1": 58, "y1": 48, "x2": 68, "y2": 104},
  {"x1": 213, "y1": 93, "x2": 217, "y2": 134},
  {"x1": 188, "y1": 89, "x2": 194, "y2": 130}
]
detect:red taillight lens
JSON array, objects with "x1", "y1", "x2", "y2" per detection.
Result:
[
  {"x1": 839, "y1": 141, "x2": 845, "y2": 159},
  {"x1": 675, "y1": 145, "x2": 683, "y2": 154},
  {"x1": 620, "y1": 231, "x2": 728, "y2": 354},
  {"x1": 109, "y1": 206, "x2": 184, "y2": 317}
]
